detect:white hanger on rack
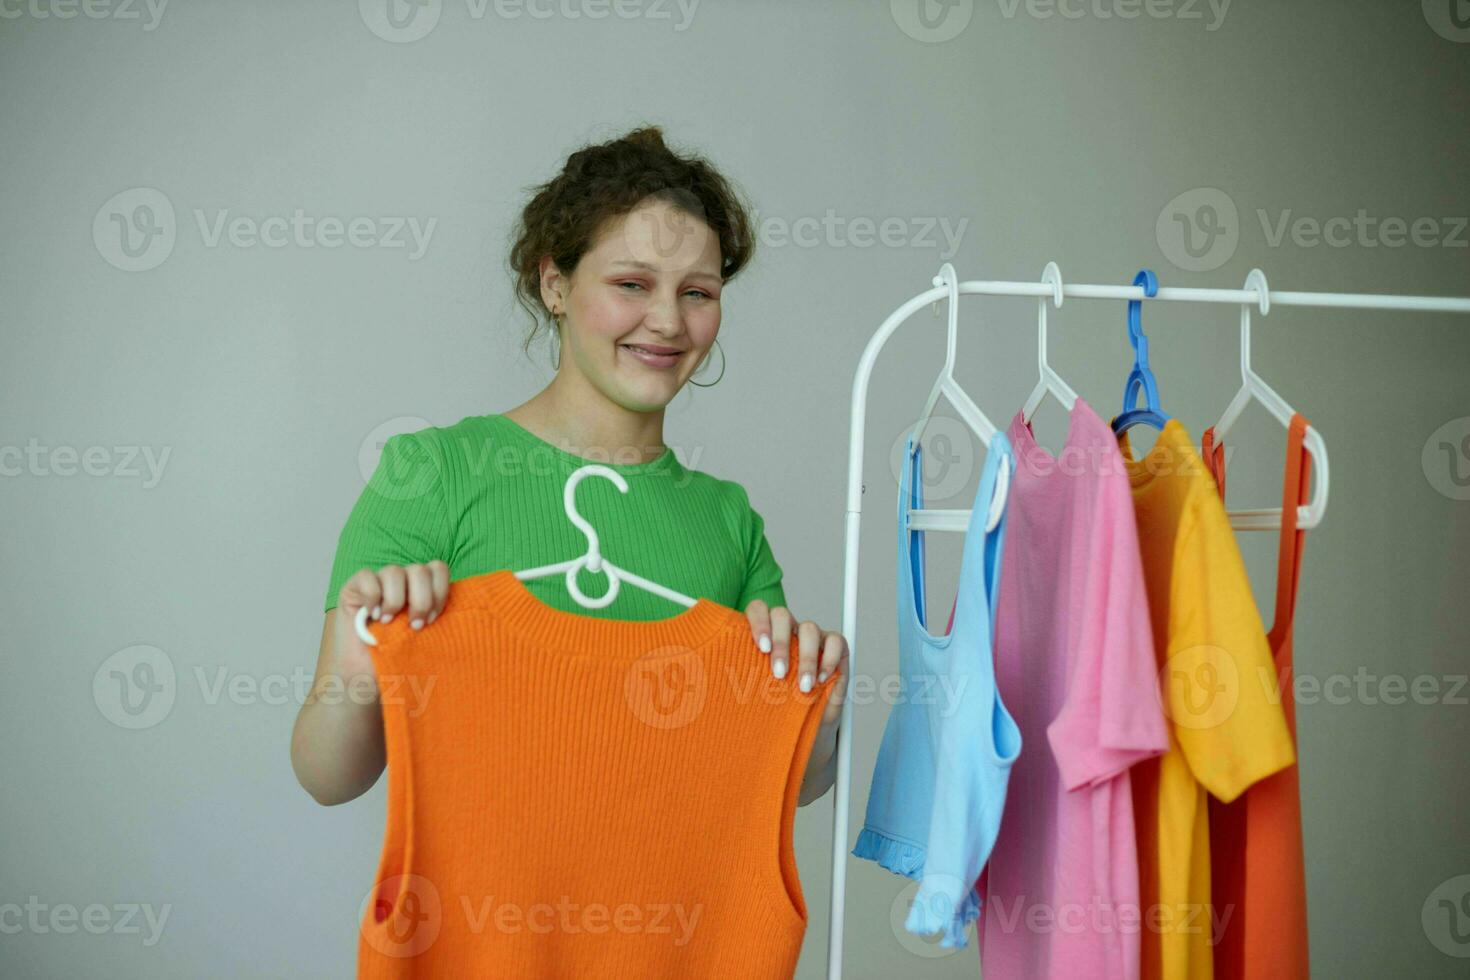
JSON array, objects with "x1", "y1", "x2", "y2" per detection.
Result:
[
  {"x1": 1210, "y1": 268, "x2": 1331, "y2": 531},
  {"x1": 1020, "y1": 261, "x2": 1080, "y2": 423},
  {"x1": 354, "y1": 463, "x2": 695, "y2": 645},
  {"x1": 910, "y1": 262, "x2": 1009, "y2": 533}
]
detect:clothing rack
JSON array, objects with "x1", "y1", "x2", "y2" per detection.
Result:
[{"x1": 826, "y1": 268, "x2": 1470, "y2": 978}]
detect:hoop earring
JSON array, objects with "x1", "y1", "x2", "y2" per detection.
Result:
[
  {"x1": 688, "y1": 338, "x2": 725, "y2": 387},
  {"x1": 549, "y1": 314, "x2": 563, "y2": 370}
]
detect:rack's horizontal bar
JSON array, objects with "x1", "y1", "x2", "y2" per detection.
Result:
[{"x1": 948, "y1": 280, "x2": 1470, "y2": 315}]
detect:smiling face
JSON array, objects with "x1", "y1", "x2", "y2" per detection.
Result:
[{"x1": 539, "y1": 196, "x2": 724, "y2": 413}]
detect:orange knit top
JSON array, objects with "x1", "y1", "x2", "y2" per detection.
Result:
[{"x1": 355, "y1": 568, "x2": 839, "y2": 979}]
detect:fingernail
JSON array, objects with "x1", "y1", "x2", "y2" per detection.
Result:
[
  {"x1": 817, "y1": 670, "x2": 828, "y2": 683},
  {"x1": 410, "y1": 618, "x2": 424, "y2": 630},
  {"x1": 371, "y1": 605, "x2": 381, "y2": 620},
  {"x1": 773, "y1": 659, "x2": 787, "y2": 679},
  {"x1": 759, "y1": 634, "x2": 771, "y2": 654},
  {"x1": 381, "y1": 614, "x2": 393, "y2": 624},
  {"x1": 427, "y1": 610, "x2": 437, "y2": 625},
  {"x1": 800, "y1": 673, "x2": 813, "y2": 693}
]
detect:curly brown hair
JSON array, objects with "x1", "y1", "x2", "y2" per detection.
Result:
[{"x1": 506, "y1": 125, "x2": 758, "y2": 361}]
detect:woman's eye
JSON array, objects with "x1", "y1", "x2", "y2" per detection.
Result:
[{"x1": 616, "y1": 281, "x2": 712, "y2": 300}]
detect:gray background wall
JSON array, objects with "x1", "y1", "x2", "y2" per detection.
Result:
[{"x1": 3, "y1": 1, "x2": 1467, "y2": 977}]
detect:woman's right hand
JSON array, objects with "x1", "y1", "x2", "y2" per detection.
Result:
[
  {"x1": 293, "y1": 560, "x2": 451, "y2": 806},
  {"x1": 333, "y1": 560, "x2": 452, "y2": 679}
]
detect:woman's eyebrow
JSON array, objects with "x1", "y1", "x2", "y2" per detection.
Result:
[{"x1": 609, "y1": 260, "x2": 721, "y2": 284}]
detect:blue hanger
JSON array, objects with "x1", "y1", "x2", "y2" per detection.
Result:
[{"x1": 1112, "y1": 269, "x2": 1170, "y2": 434}]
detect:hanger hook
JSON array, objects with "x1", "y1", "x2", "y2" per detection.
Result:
[
  {"x1": 1245, "y1": 267, "x2": 1270, "y2": 316},
  {"x1": 1042, "y1": 261, "x2": 1064, "y2": 308},
  {"x1": 1114, "y1": 268, "x2": 1167, "y2": 432},
  {"x1": 560, "y1": 464, "x2": 631, "y2": 607},
  {"x1": 1128, "y1": 268, "x2": 1159, "y2": 345},
  {"x1": 933, "y1": 262, "x2": 960, "y2": 323},
  {"x1": 563, "y1": 464, "x2": 628, "y2": 573}
]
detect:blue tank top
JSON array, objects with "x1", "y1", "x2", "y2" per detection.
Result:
[{"x1": 850, "y1": 430, "x2": 1021, "y2": 948}]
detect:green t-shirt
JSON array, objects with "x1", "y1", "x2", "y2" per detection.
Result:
[{"x1": 323, "y1": 413, "x2": 787, "y2": 619}]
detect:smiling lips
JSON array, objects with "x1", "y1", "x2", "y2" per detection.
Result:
[{"x1": 620, "y1": 343, "x2": 684, "y2": 369}]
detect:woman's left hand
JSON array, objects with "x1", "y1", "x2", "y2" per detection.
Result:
[{"x1": 744, "y1": 600, "x2": 849, "y2": 729}]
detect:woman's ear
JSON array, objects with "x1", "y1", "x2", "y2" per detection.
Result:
[{"x1": 538, "y1": 254, "x2": 566, "y2": 315}]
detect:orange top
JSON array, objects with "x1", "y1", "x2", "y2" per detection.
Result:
[
  {"x1": 1200, "y1": 415, "x2": 1313, "y2": 980},
  {"x1": 355, "y1": 568, "x2": 838, "y2": 979}
]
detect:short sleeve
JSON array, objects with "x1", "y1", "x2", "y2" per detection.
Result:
[
  {"x1": 1046, "y1": 470, "x2": 1170, "y2": 791},
  {"x1": 736, "y1": 495, "x2": 788, "y2": 612},
  {"x1": 1165, "y1": 490, "x2": 1296, "y2": 803},
  {"x1": 323, "y1": 431, "x2": 454, "y2": 612}
]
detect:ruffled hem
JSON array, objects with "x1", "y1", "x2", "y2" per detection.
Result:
[
  {"x1": 851, "y1": 828, "x2": 981, "y2": 948},
  {"x1": 850, "y1": 827, "x2": 925, "y2": 878}
]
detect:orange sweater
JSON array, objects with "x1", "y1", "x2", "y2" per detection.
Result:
[{"x1": 356, "y1": 568, "x2": 839, "y2": 979}]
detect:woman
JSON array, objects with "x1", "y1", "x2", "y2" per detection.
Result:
[{"x1": 291, "y1": 125, "x2": 849, "y2": 812}]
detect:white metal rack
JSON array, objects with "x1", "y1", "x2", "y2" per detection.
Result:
[{"x1": 826, "y1": 267, "x2": 1470, "y2": 978}]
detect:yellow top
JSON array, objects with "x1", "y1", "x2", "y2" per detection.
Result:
[{"x1": 1117, "y1": 420, "x2": 1296, "y2": 980}]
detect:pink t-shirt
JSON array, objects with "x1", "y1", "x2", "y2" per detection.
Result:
[{"x1": 977, "y1": 399, "x2": 1169, "y2": 979}]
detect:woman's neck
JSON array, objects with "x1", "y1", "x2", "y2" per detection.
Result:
[{"x1": 504, "y1": 388, "x2": 668, "y2": 465}]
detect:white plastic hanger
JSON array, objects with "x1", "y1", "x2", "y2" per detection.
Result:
[
  {"x1": 1210, "y1": 268, "x2": 1331, "y2": 531},
  {"x1": 354, "y1": 463, "x2": 695, "y2": 645},
  {"x1": 1020, "y1": 261, "x2": 1080, "y2": 423},
  {"x1": 909, "y1": 263, "x2": 1009, "y2": 533}
]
